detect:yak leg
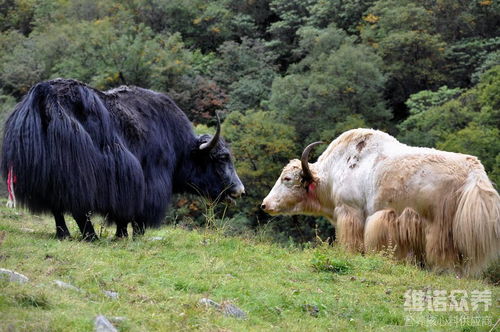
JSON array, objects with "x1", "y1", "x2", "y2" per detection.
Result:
[
  {"x1": 334, "y1": 205, "x2": 365, "y2": 252},
  {"x1": 394, "y1": 208, "x2": 426, "y2": 264},
  {"x1": 365, "y1": 208, "x2": 426, "y2": 264},
  {"x1": 425, "y1": 194, "x2": 460, "y2": 273},
  {"x1": 364, "y1": 209, "x2": 396, "y2": 253},
  {"x1": 132, "y1": 178, "x2": 171, "y2": 238},
  {"x1": 115, "y1": 223, "x2": 128, "y2": 238},
  {"x1": 72, "y1": 212, "x2": 98, "y2": 241},
  {"x1": 425, "y1": 222, "x2": 456, "y2": 273},
  {"x1": 132, "y1": 221, "x2": 145, "y2": 238},
  {"x1": 52, "y1": 210, "x2": 70, "y2": 239}
]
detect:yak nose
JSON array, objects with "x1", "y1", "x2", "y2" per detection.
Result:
[
  {"x1": 230, "y1": 184, "x2": 245, "y2": 198},
  {"x1": 261, "y1": 202, "x2": 275, "y2": 214},
  {"x1": 261, "y1": 198, "x2": 271, "y2": 212}
]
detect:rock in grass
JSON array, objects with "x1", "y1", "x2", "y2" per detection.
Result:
[
  {"x1": 221, "y1": 302, "x2": 247, "y2": 319},
  {"x1": 54, "y1": 280, "x2": 81, "y2": 292},
  {"x1": 199, "y1": 298, "x2": 247, "y2": 319},
  {"x1": 0, "y1": 268, "x2": 29, "y2": 283},
  {"x1": 199, "y1": 297, "x2": 221, "y2": 310},
  {"x1": 104, "y1": 290, "x2": 119, "y2": 299},
  {"x1": 94, "y1": 315, "x2": 118, "y2": 332},
  {"x1": 109, "y1": 316, "x2": 126, "y2": 324}
]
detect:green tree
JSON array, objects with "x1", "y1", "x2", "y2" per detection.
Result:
[
  {"x1": 169, "y1": 75, "x2": 228, "y2": 125},
  {"x1": 214, "y1": 38, "x2": 278, "y2": 112},
  {"x1": 292, "y1": 24, "x2": 354, "y2": 65},
  {"x1": 444, "y1": 37, "x2": 500, "y2": 87},
  {"x1": 437, "y1": 124, "x2": 499, "y2": 182},
  {"x1": 420, "y1": 0, "x2": 500, "y2": 41},
  {"x1": 472, "y1": 50, "x2": 500, "y2": 84},
  {"x1": 222, "y1": 109, "x2": 336, "y2": 243},
  {"x1": 266, "y1": 0, "x2": 313, "y2": 65},
  {"x1": 270, "y1": 38, "x2": 389, "y2": 144},
  {"x1": 307, "y1": 0, "x2": 376, "y2": 34},
  {"x1": 0, "y1": 0, "x2": 35, "y2": 34},
  {"x1": 226, "y1": 0, "x2": 273, "y2": 38},
  {"x1": 405, "y1": 86, "x2": 463, "y2": 117},
  {"x1": 52, "y1": 20, "x2": 192, "y2": 90},
  {"x1": 0, "y1": 30, "x2": 46, "y2": 95},
  {"x1": 398, "y1": 66, "x2": 500, "y2": 184},
  {"x1": 361, "y1": 0, "x2": 447, "y2": 115},
  {"x1": 0, "y1": 90, "x2": 15, "y2": 123},
  {"x1": 123, "y1": 0, "x2": 235, "y2": 52},
  {"x1": 222, "y1": 110, "x2": 298, "y2": 219}
]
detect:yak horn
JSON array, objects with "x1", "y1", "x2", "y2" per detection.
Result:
[
  {"x1": 199, "y1": 112, "x2": 221, "y2": 151},
  {"x1": 300, "y1": 141, "x2": 324, "y2": 183}
]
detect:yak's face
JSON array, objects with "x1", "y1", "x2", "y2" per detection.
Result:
[
  {"x1": 261, "y1": 159, "x2": 314, "y2": 215},
  {"x1": 261, "y1": 141, "x2": 325, "y2": 217},
  {"x1": 190, "y1": 134, "x2": 245, "y2": 201}
]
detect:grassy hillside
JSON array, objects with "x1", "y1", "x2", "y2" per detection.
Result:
[{"x1": 0, "y1": 205, "x2": 498, "y2": 331}]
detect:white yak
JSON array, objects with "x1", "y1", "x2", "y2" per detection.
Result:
[{"x1": 262, "y1": 129, "x2": 500, "y2": 277}]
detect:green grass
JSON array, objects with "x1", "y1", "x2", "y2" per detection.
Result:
[{"x1": 0, "y1": 205, "x2": 498, "y2": 331}]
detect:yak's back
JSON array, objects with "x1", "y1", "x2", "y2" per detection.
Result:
[
  {"x1": 318, "y1": 129, "x2": 398, "y2": 162},
  {"x1": 104, "y1": 85, "x2": 194, "y2": 152},
  {"x1": 319, "y1": 128, "x2": 484, "y2": 173}
]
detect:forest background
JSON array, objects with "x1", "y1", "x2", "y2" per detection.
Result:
[{"x1": 0, "y1": 0, "x2": 498, "y2": 243}]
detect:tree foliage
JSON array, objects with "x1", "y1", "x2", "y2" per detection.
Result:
[
  {"x1": 0, "y1": 0, "x2": 498, "y2": 243},
  {"x1": 222, "y1": 110, "x2": 298, "y2": 217},
  {"x1": 445, "y1": 37, "x2": 500, "y2": 87},
  {"x1": 214, "y1": 37, "x2": 278, "y2": 112},
  {"x1": 360, "y1": 0, "x2": 448, "y2": 115},
  {"x1": 271, "y1": 34, "x2": 389, "y2": 144},
  {"x1": 398, "y1": 66, "x2": 500, "y2": 184},
  {"x1": 0, "y1": 0, "x2": 35, "y2": 34}
]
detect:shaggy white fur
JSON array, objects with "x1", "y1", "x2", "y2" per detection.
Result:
[{"x1": 262, "y1": 128, "x2": 500, "y2": 277}]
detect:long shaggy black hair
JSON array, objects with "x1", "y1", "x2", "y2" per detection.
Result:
[{"x1": 1, "y1": 79, "x2": 244, "y2": 240}]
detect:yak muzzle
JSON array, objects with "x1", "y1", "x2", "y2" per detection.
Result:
[
  {"x1": 260, "y1": 198, "x2": 278, "y2": 215},
  {"x1": 229, "y1": 184, "x2": 245, "y2": 198}
]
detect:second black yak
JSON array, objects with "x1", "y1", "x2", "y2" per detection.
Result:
[{"x1": 1, "y1": 78, "x2": 245, "y2": 240}]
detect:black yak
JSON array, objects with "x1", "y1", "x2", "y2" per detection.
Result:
[{"x1": 1, "y1": 78, "x2": 245, "y2": 240}]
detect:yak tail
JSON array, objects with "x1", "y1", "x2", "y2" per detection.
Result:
[
  {"x1": 453, "y1": 169, "x2": 500, "y2": 277},
  {"x1": 2, "y1": 82, "x2": 54, "y2": 205},
  {"x1": 1, "y1": 80, "x2": 144, "y2": 218}
]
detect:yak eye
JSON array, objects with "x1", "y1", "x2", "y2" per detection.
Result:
[
  {"x1": 219, "y1": 154, "x2": 230, "y2": 161},
  {"x1": 283, "y1": 176, "x2": 292, "y2": 182}
]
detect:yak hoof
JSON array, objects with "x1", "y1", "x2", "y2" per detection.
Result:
[
  {"x1": 56, "y1": 233, "x2": 71, "y2": 240},
  {"x1": 83, "y1": 234, "x2": 98, "y2": 242},
  {"x1": 55, "y1": 226, "x2": 71, "y2": 240},
  {"x1": 115, "y1": 227, "x2": 129, "y2": 238}
]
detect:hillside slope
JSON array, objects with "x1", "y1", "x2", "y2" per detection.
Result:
[{"x1": 0, "y1": 206, "x2": 498, "y2": 331}]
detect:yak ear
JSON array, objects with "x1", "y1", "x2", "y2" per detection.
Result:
[{"x1": 196, "y1": 135, "x2": 210, "y2": 152}]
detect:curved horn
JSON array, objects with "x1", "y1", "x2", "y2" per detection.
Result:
[
  {"x1": 199, "y1": 112, "x2": 221, "y2": 151},
  {"x1": 300, "y1": 141, "x2": 324, "y2": 183}
]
